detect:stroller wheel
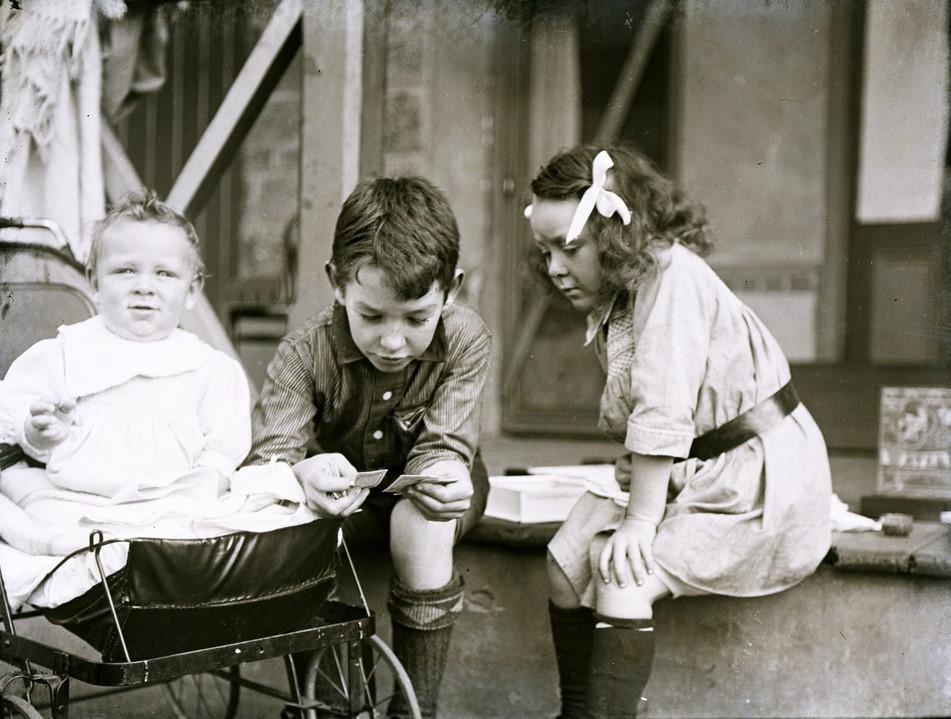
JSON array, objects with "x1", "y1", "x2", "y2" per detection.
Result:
[
  {"x1": 160, "y1": 665, "x2": 240, "y2": 719},
  {"x1": 2, "y1": 696, "x2": 44, "y2": 719},
  {"x1": 302, "y1": 634, "x2": 420, "y2": 719}
]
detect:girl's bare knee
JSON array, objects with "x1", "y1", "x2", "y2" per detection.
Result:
[
  {"x1": 587, "y1": 533, "x2": 609, "y2": 574},
  {"x1": 547, "y1": 550, "x2": 582, "y2": 608},
  {"x1": 595, "y1": 575, "x2": 668, "y2": 620}
]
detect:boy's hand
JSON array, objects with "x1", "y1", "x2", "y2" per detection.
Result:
[
  {"x1": 24, "y1": 397, "x2": 79, "y2": 451},
  {"x1": 292, "y1": 453, "x2": 369, "y2": 518},
  {"x1": 405, "y1": 459, "x2": 472, "y2": 522},
  {"x1": 599, "y1": 517, "x2": 656, "y2": 588}
]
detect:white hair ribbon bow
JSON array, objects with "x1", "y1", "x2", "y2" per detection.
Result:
[{"x1": 565, "y1": 150, "x2": 631, "y2": 244}]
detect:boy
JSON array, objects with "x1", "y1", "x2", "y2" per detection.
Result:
[{"x1": 248, "y1": 176, "x2": 491, "y2": 718}]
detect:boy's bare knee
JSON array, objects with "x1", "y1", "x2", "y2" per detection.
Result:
[
  {"x1": 390, "y1": 499, "x2": 455, "y2": 590},
  {"x1": 389, "y1": 497, "x2": 422, "y2": 538},
  {"x1": 390, "y1": 499, "x2": 453, "y2": 543}
]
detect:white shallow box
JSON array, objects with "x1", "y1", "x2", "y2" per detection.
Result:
[
  {"x1": 484, "y1": 475, "x2": 589, "y2": 524},
  {"x1": 527, "y1": 464, "x2": 615, "y2": 484}
]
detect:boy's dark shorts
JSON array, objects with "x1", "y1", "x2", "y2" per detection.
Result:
[{"x1": 340, "y1": 449, "x2": 489, "y2": 549}]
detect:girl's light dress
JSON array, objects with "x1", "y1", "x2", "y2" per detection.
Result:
[
  {"x1": 549, "y1": 243, "x2": 832, "y2": 602},
  {"x1": 0, "y1": 316, "x2": 316, "y2": 609}
]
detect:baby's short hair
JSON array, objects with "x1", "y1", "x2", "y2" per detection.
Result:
[
  {"x1": 331, "y1": 177, "x2": 459, "y2": 299},
  {"x1": 88, "y1": 191, "x2": 206, "y2": 280}
]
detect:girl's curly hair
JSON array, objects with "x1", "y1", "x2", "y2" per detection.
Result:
[{"x1": 530, "y1": 144, "x2": 713, "y2": 305}]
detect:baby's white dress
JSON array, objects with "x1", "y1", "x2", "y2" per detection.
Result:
[{"x1": 0, "y1": 316, "x2": 315, "y2": 609}]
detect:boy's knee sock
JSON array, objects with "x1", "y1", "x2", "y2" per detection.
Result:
[
  {"x1": 386, "y1": 572, "x2": 464, "y2": 719},
  {"x1": 586, "y1": 614, "x2": 655, "y2": 719},
  {"x1": 548, "y1": 601, "x2": 595, "y2": 719}
]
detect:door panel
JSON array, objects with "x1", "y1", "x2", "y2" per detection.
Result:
[
  {"x1": 500, "y1": 2, "x2": 673, "y2": 435},
  {"x1": 497, "y1": 1, "x2": 951, "y2": 448}
]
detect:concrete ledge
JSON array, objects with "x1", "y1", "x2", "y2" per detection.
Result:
[
  {"x1": 647, "y1": 568, "x2": 950, "y2": 718},
  {"x1": 339, "y1": 539, "x2": 951, "y2": 718},
  {"x1": 829, "y1": 521, "x2": 951, "y2": 577},
  {"x1": 7, "y1": 536, "x2": 949, "y2": 717}
]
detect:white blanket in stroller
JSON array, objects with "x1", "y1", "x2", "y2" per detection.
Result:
[{"x1": 0, "y1": 462, "x2": 319, "y2": 610}]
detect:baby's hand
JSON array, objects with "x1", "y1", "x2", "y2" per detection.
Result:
[
  {"x1": 292, "y1": 453, "x2": 369, "y2": 518},
  {"x1": 24, "y1": 397, "x2": 79, "y2": 451}
]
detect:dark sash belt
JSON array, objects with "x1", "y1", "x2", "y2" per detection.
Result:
[{"x1": 683, "y1": 381, "x2": 800, "y2": 461}]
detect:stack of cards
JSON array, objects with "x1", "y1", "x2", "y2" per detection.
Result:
[
  {"x1": 349, "y1": 471, "x2": 451, "y2": 495},
  {"x1": 354, "y1": 470, "x2": 388, "y2": 488},
  {"x1": 383, "y1": 474, "x2": 439, "y2": 494}
]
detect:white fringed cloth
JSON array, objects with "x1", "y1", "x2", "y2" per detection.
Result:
[{"x1": 0, "y1": 0, "x2": 126, "y2": 259}]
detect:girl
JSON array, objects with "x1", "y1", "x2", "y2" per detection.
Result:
[
  {"x1": 526, "y1": 145, "x2": 832, "y2": 718},
  {"x1": 0, "y1": 192, "x2": 364, "y2": 610}
]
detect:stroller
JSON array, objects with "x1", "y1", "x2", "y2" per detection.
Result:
[{"x1": 0, "y1": 218, "x2": 420, "y2": 718}]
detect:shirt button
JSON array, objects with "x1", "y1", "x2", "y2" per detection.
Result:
[
  {"x1": 382, "y1": 391, "x2": 393, "y2": 401},
  {"x1": 372, "y1": 430, "x2": 384, "y2": 440}
]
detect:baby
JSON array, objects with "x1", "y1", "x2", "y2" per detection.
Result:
[
  {"x1": 9, "y1": 192, "x2": 247, "y2": 499},
  {"x1": 0, "y1": 192, "x2": 318, "y2": 608}
]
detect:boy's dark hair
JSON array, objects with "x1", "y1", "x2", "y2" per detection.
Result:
[
  {"x1": 88, "y1": 190, "x2": 206, "y2": 281},
  {"x1": 331, "y1": 176, "x2": 460, "y2": 300},
  {"x1": 531, "y1": 144, "x2": 712, "y2": 302}
]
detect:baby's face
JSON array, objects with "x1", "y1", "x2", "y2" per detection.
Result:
[
  {"x1": 92, "y1": 219, "x2": 200, "y2": 342},
  {"x1": 334, "y1": 263, "x2": 450, "y2": 373}
]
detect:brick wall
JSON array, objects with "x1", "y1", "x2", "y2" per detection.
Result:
[{"x1": 236, "y1": 13, "x2": 301, "y2": 284}]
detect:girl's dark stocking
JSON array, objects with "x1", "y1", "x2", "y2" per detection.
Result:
[
  {"x1": 586, "y1": 614, "x2": 655, "y2": 719},
  {"x1": 548, "y1": 601, "x2": 595, "y2": 719}
]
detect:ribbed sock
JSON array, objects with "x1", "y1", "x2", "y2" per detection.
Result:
[
  {"x1": 386, "y1": 573, "x2": 464, "y2": 719},
  {"x1": 586, "y1": 614, "x2": 655, "y2": 719},
  {"x1": 548, "y1": 601, "x2": 595, "y2": 719}
]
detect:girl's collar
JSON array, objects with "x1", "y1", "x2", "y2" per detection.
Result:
[{"x1": 583, "y1": 291, "x2": 621, "y2": 347}]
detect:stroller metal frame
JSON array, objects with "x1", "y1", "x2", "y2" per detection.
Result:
[{"x1": 0, "y1": 535, "x2": 418, "y2": 718}]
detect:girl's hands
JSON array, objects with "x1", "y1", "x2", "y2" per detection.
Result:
[
  {"x1": 599, "y1": 517, "x2": 657, "y2": 588},
  {"x1": 24, "y1": 397, "x2": 79, "y2": 451},
  {"x1": 292, "y1": 453, "x2": 369, "y2": 518},
  {"x1": 601, "y1": 452, "x2": 672, "y2": 588}
]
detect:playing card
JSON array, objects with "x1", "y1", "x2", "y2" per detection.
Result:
[
  {"x1": 354, "y1": 469, "x2": 388, "y2": 489},
  {"x1": 383, "y1": 474, "x2": 445, "y2": 494}
]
